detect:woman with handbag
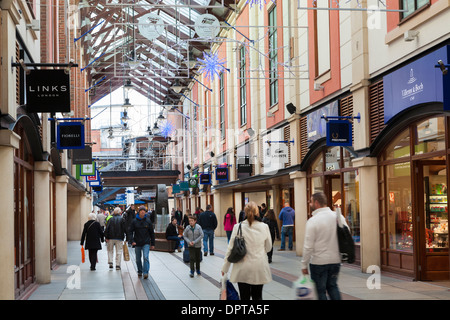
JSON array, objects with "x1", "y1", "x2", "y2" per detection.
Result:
[
  {"x1": 221, "y1": 202, "x2": 272, "y2": 300},
  {"x1": 81, "y1": 213, "x2": 105, "y2": 271}
]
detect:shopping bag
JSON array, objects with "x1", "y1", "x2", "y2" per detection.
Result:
[
  {"x1": 123, "y1": 241, "x2": 130, "y2": 261},
  {"x1": 292, "y1": 274, "x2": 317, "y2": 300},
  {"x1": 220, "y1": 275, "x2": 239, "y2": 300},
  {"x1": 81, "y1": 246, "x2": 85, "y2": 263}
]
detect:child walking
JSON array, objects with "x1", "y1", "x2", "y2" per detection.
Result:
[{"x1": 183, "y1": 215, "x2": 204, "y2": 277}]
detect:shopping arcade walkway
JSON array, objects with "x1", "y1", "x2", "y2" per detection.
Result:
[{"x1": 25, "y1": 237, "x2": 450, "y2": 301}]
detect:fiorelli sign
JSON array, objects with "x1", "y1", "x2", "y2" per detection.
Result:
[
  {"x1": 57, "y1": 122, "x2": 85, "y2": 150},
  {"x1": 26, "y1": 69, "x2": 71, "y2": 113}
]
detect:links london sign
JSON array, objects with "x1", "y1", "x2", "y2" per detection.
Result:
[{"x1": 26, "y1": 70, "x2": 71, "y2": 113}]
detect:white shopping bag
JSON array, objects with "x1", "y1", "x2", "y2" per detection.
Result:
[{"x1": 292, "y1": 274, "x2": 317, "y2": 300}]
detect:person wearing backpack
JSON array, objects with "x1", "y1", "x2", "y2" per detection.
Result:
[
  {"x1": 300, "y1": 192, "x2": 349, "y2": 300},
  {"x1": 129, "y1": 206, "x2": 155, "y2": 279}
]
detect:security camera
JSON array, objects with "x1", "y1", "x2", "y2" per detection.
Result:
[{"x1": 437, "y1": 60, "x2": 448, "y2": 75}]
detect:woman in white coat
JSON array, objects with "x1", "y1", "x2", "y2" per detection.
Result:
[{"x1": 221, "y1": 201, "x2": 272, "y2": 300}]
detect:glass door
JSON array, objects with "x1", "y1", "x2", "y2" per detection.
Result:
[{"x1": 416, "y1": 161, "x2": 449, "y2": 280}]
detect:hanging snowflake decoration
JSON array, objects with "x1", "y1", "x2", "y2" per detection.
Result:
[
  {"x1": 160, "y1": 120, "x2": 175, "y2": 138},
  {"x1": 197, "y1": 52, "x2": 229, "y2": 82},
  {"x1": 246, "y1": 0, "x2": 275, "y2": 10}
]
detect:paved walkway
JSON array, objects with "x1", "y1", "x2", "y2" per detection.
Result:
[{"x1": 25, "y1": 237, "x2": 450, "y2": 301}]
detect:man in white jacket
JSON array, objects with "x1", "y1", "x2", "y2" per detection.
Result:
[{"x1": 301, "y1": 192, "x2": 348, "y2": 300}]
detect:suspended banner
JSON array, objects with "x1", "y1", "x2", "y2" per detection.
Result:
[
  {"x1": 80, "y1": 162, "x2": 96, "y2": 176},
  {"x1": 72, "y1": 146, "x2": 92, "y2": 164},
  {"x1": 57, "y1": 122, "x2": 85, "y2": 150},
  {"x1": 326, "y1": 120, "x2": 353, "y2": 147},
  {"x1": 215, "y1": 167, "x2": 228, "y2": 181},
  {"x1": 138, "y1": 13, "x2": 165, "y2": 41},
  {"x1": 195, "y1": 14, "x2": 220, "y2": 38},
  {"x1": 86, "y1": 169, "x2": 100, "y2": 183},
  {"x1": 199, "y1": 173, "x2": 211, "y2": 185},
  {"x1": 26, "y1": 69, "x2": 71, "y2": 113},
  {"x1": 188, "y1": 177, "x2": 199, "y2": 189}
]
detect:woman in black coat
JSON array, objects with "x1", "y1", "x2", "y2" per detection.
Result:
[
  {"x1": 262, "y1": 209, "x2": 280, "y2": 263},
  {"x1": 81, "y1": 213, "x2": 105, "y2": 270}
]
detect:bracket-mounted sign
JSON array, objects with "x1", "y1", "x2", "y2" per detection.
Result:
[
  {"x1": 57, "y1": 122, "x2": 85, "y2": 150},
  {"x1": 26, "y1": 69, "x2": 71, "y2": 113}
]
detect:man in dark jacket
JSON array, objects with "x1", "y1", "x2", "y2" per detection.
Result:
[
  {"x1": 129, "y1": 206, "x2": 155, "y2": 279},
  {"x1": 166, "y1": 217, "x2": 183, "y2": 252},
  {"x1": 198, "y1": 204, "x2": 217, "y2": 256},
  {"x1": 105, "y1": 207, "x2": 127, "y2": 270},
  {"x1": 123, "y1": 204, "x2": 136, "y2": 246}
]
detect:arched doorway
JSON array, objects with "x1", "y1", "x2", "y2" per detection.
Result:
[{"x1": 304, "y1": 142, "x2": 361, "y2": 264}]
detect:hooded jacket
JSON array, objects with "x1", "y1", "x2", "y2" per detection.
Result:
[{"x1": 278, "y1": 206, "x2": 295, "y2": 226}]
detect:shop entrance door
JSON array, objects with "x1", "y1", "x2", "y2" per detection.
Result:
[
  {"x1": 325, "y1": 174, "x2": 342, "y2": 210},
  {"x1": 415, "y1": 161, "x2": 449, "y2": 280}
]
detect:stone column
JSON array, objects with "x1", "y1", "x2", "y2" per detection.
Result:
[
  {"x1": 0, "y1": 130, "x2": 20, "y2": 299},
  {"x1": 34, "y1": 161, "x2": 53, "y2": 284},
  {"x1": 213, "y1": 189, "x2": 233, "y2": 237},
  {"x1": 290, "y1": 171, "x2": 308, "y2": 257},
  {"x1": 353, "y1": 157, "x2": 380, "y2": 272},
  {"x1": 55, "y1": 175, "x2": 69, "y2": 264}
]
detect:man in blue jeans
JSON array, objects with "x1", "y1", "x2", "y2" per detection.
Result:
[
  {"x1": 198, "y1": 204, "x2": 217, "y2": 256},
  {"x1": 278, "y1": 202, "x2": 295, "y2": 251},
  {"x1": 129, "y1": 206, "x2": 155, "y2": 279},
  {"x1": 301, "y1": 192, "x2": 348, "y2": 300}
]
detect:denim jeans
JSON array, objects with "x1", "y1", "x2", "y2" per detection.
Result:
[
  {"x1": 309, "y1": 263, "x2": 341, "y2": 300},
  {"x1": 166, "y1": 236, "x2": 181, "y2": 249},
  {"x1": 280, "y1": 226, "x2": 294, "y2": 250},
  {"x1": 203, "y1": 229, "x2": 215, "y2": 254},
  {"x1": 135, "y1": 244, "x2": 150, "y2": 275}
]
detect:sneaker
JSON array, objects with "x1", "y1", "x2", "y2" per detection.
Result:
[
  {"x1": 204, "y1": 252, "x2": 208, "y2": 256},
  {"x1": 190, "y1": 271, "x2": 194, "y2": 278},
  {"x1": 210, "y1": 253, "x2": 214, "y2": 256},
  {"x1": 278, "y1": 248, "x2": 285, "y2": 251},
  {"x1": 138, "y1": 273, "x2": 142, "y2": 277},
  {"x1": 196, "y1": 270, "x2": 201, "y2": 276},
  {"x1": 109, "y1": 263, "x2": 113, "y2": 269},
  {"x1": 116, "y1": 266, "x2": 121, "y2": 270}
]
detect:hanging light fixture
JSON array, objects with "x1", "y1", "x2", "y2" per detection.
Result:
[
  {"x1": 123, "y1": 98, "x2": 133, "y2": 108},
  {"x1": 170, "y1": 79, "x2": 185, "y2": 93},
  {"x1": 157, "y1": 111, "x2": 165, "y2": 120}
]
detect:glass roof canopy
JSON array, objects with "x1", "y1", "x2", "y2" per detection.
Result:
[{"x1": 80, "y1": 0, "x2": 236, "y2": 107}]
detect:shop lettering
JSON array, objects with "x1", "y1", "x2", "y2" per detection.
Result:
[
  {"x1": 62, "y1": 134, "x2": 81, "y2": 138},
  {"x1": 28, "y1": 85, "x2": 68, "y2": 92},
  {"x1": 401, "y1": 82, "x2": 424, "y2": 100}
]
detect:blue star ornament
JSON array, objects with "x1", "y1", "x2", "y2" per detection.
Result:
[
  {"x1": 160, "y1": 120, "x2": 175, "y2": 138},
  {"x1": 197, "y1": 52, "x2": 229, "y2": 82},
  {"x1": 246, "y1": 0, "x2": 275, "y2": 10}
]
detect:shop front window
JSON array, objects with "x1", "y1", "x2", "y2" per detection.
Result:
[
  {"x1": 325, "y1": 147, "x2": 340, "y2": 171},
  {"x1": 311, "y1": 154, "x2": 323, "y2": 174},
  {"x1": 386, "y1": 163, "x2": 413, "y2": 252},
  {"x1": 414, "y1": 117, "x2": 445, "y2": 155},
  {"x1": 344, "y1": 170, "x2": 360, "y2": 244},
  {"x1": 384, "y1": 128, "x2": 410, "y2": 160}
]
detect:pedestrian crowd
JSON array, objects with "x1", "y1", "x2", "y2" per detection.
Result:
[{"x1": 80, "y1": 192, "x2": 349, "y2": 300}]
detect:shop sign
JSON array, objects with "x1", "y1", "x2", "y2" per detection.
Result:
[
  {"x1": 189, "y1": 177, "x2": 199, "y2": 188},
  {"x1": 26, "y1": 69, "x2": 71, "y2": 113},
  {"x1": 138, "y1": 13, "x2": 164, "y2": 41},
  {"x1": 57, "y1": 122, "x2": 85, "y2": 150},
  {"x1": 200, "y1": 173, "x2": 211, "y2": 185},
  {"x1": 326, "y1": 120, "x2": 352, "y2": 146},
  {"x1": 383, "y1": 45, "x2": 449, "y2": 123},
  {"x1": 72, "y1": 146, "x2": 92, "y2": 164},
  {"x1": 237, "y1": 156, "x2": 253, "y2": 174},
  {"x1": 172, "y1": 185, "x2": 181, "y2": 194},
  {"x1": 80, "y1": 162, "x2": 96, "y2": 176},
  {"x1": 86, "y1": 169, "x2": 100, "y2": 183},
  {"x1": 195, "y1": 14, "x2": 220, "y2": 38},
  {"x1": 215, "y1": 167, "x2": 228, "y2": 181},
  {"x1": 179, "y1": 181, "x2": 190, "y2": 191}
]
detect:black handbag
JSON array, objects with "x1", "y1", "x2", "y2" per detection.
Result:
[
  {"x1": 227, "y1": 223, "x2": 247, "y2": 263},
  {"x1": 336, "y1": 211, "x2": 355, "y2": 264}
]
